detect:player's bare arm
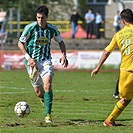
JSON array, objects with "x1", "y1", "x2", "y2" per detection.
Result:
[
  {"x1": 91, "y1": 50, "x2": 110, "y2": 77},
  {"x1": 59, "y1": 40, "x2": 68, "y2": 67},
  {"x1": 18, "y1": 41, "x2": 36, "y2": 67},
  {"x1": 18, "y1": 41, "x2": 27, "y2": 55}
]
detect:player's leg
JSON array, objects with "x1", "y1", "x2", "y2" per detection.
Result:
[
  {"x1": 113, "y1": 78, "x2": 119, "y2": 99},
  {"x1": 104, "y1": 98, "x2": 131, "y2": 126},
  {"x1": 33, "y1": 84, "x2": 44, "y2": 103},
  {"x1": 42, "y1": 74, "x2": 53, "y2": 123},
  {"x1": 39, "y1": 60, "x2": 54, "y2": 123},
  {"x1": 104, "y1": 70, "x2": 133, "y2": 126},
  {"x1": 30, "y1": 73, "x2": 45, "y2": 102},
  {"x1": 25, "y1": 63, "x2": 45, "y2": 103}
]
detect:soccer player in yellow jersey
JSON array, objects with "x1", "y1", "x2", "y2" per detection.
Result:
[{"x1": 91, "y1": 8, "x2": 133, "y2": 126}]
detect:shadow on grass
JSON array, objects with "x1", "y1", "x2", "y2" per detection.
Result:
[
  {"x1": 68, "y1": 118, "x2": 133, "y2": 127},
  {"x1": 5, "y1": 118, "x2": 132, "y2": 127}
]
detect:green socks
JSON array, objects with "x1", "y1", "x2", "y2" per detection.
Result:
[{"x1": 44, "y1": 90, "x2": 53, "y2": 116}]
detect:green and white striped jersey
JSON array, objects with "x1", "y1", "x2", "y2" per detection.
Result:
[{"x1": 19, "y1": 21, "x2": 62, "y2": 62}]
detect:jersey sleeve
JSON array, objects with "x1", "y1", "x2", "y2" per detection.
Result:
[
  {"x1": 54, "y1": 35, "x2": 63, "y2": 43},
  {"x1": 53, "y1": 26, "x2": 63, "y2": 43},
  {"x1": 19, "y1": 25, "x2": 30, "y2": 44},
  {"x1": 105, "y1": 35, "x2": 117, "y2": 53}
]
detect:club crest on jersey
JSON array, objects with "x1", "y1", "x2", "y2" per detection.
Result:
[{"x1": 36, "y1": 37, "x2": 49, "y2": 46}]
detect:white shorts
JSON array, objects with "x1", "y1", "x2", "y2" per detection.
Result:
[{"x1": 26, "y1": 59, "x2": 54, "y2": 87}]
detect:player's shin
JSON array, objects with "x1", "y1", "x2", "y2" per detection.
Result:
[
  {"x1": 44, "y1": 90, "x2": 53, "y2": 116},
  {"x1": 105, "y1": 100, "x2": 126, "y2": 123}
]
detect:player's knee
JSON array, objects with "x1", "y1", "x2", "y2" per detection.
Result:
[
  {"x1": 35, "y1": 91, "x2": 43, "y2": 98},
  {"x1": 34, "y1": 89, "x2": 43, "y2": 98},
  {"x1": 44, "y1": 82, "x2": 51, "y2": 92},
  {"x1": 120, "y1": 98, "x2": 131, "y2": 106}
]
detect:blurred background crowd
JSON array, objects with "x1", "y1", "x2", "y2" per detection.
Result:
[{"x1": 0, "y1": 0, "x2": 133, "y2": 50}]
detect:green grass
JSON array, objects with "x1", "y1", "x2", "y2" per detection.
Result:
[{"x1": 0, "y1": 70, "x2": 132, "y2": 133}]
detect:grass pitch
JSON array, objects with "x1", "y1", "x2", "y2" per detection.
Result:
[{"x1": 0, "y1": 70, "x2": 132, "y2": 133}]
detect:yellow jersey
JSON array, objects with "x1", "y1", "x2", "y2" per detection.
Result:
[{"x1": 105, "y1": 24, "x2": 133, "y2": 71}]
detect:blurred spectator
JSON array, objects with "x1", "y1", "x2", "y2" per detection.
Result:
[
  {"x1": 84, "y1": 9, "x2": 94, "y2": 39},
  {"x1": 0, "y1": 9, "x2": 7, "y2": 32},
  {"x1": 70, "y1": 7, "x2": 83, "y2": 38},
  {"x1": 0, "y1": 24, "x2": 7, "y2": 45},
  {"x1": 113, "y1": 10, "x2": 121, "y2": 33},
  {"x1": 95, "y1": 11, "x2": 103, "y2": 39}
]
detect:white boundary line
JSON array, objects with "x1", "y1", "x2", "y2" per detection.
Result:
[
  {"x1": 0, "y1": 86, "x2": 28, "y2": 90},
  {"x1": 0, "y1": 86, "x2": 92, "y2": 92},
  {"x1": 0, "y1": 86, "x2": 110, "y2": 94},
  {"x1": 1, "y1": 91, "x2": 31, "y2": 94},
  {"x1": 0, "y1": 86, "x2": 31, "y2": 94}
]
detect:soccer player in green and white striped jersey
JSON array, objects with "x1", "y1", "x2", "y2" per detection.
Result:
[{"x1": 18, "y1": 5, "x2": 68, "y2": 123}]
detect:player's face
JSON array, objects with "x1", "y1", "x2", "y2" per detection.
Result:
[{"x1": 36, "y1": 13, "x2": 48, "y2": 28}]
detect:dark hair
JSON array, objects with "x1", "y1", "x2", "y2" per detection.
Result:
[
  {"x1": 120, "y1": 8, "x2": 133, "y2": 23},
  {"x1": 96, "y1": 11, "x2": 100, "y2": 14},
  {"x1": 36, "y1": 5, "x2": 49, "y2": 17}
]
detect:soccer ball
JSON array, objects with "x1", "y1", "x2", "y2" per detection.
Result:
[{"x1": 14, "y1": 101, "x2": 30, "y2": 118}]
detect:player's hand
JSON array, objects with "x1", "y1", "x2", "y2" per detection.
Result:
[
  {"x1": 59, "y1": 56, "x2": 68, "y2": 68},
  {"x1": 28, "y1": 58, "x2": 36, "y2": 67},
  {"x1": 91, "y1": 68, "x2": 99, "y2": 78}
]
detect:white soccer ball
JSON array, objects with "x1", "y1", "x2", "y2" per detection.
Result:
[{"x1": 14, "y1": 101, "x2": 30, "y2": 118}]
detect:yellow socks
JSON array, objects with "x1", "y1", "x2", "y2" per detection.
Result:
[{"x1": 105, "y1": 101, "x2": 126, "y2": 123}]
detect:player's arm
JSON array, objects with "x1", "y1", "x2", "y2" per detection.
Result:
[
  {"x1": 18, "y1": 41, "x2": 36, "y2": 67},
  {"x1": 18, "y1": 41, "x2": 27, "y2": 55},
  {"x1": 59, "y1": 40, "x2": 68, "y2": 67},
  {"x1": 91, "y1": 34, "x2": 117, "y2": 77},
  {"x1": 54, "y1": 35, "x2": 68, "y2": 67},
  {"x1": 91, "y1": 50, "x2": 110, "y2": 77}
]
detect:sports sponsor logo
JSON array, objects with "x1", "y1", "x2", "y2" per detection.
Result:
[
  {"x1": 36, "y1": 37, "x2": 49, "y2": 46},
  {"x1": 20, "y1": 36, "x2": 26, "y2": 43}
]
